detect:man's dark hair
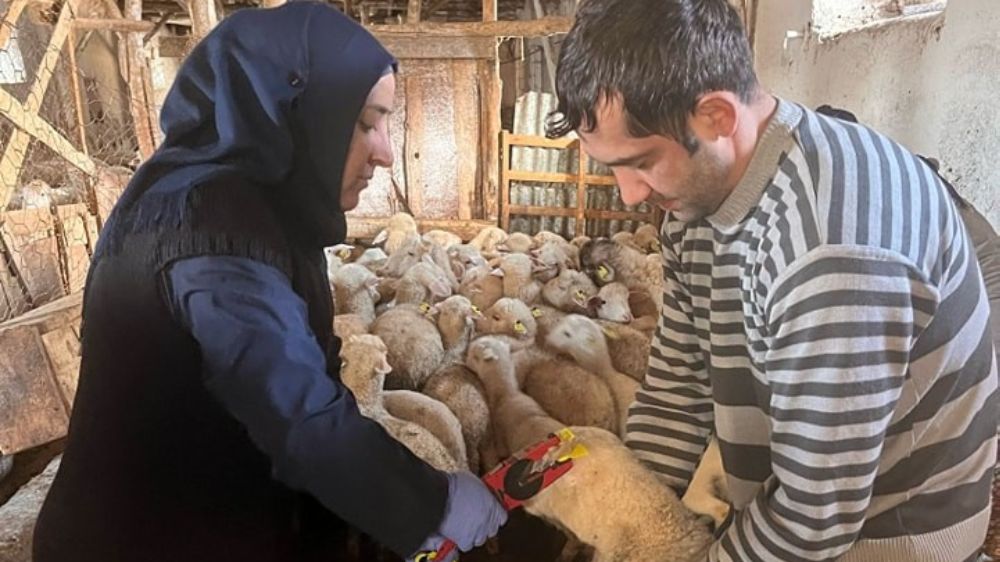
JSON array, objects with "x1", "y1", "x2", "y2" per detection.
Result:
[{"x1": 546, "y1": 0, "x2": 758, "y2": 152}]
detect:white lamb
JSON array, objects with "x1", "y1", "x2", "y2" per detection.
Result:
[
  {"x1": 546, "y1": 314, "x2": 641, "y2": 438},
  {"x1": 422, "y1": 229, "x2": 463, "y2": 249},
  {"x1": 390, "y1": 260, "x2": 453, "y2": 306},
  {"x1": 476, "y1": 297, "x2": 537, "y2": 341},
  {"x1": 469, "y1": 226, "x2": 509, "y2": 254},
  {"x1": 595, "y1": 320, "x2": 652, "y2": 382},
  {"x1": 498, "y1": 232, "x2": 534, "y2": 254},
  {"x1": 370, "y1": 304, "x2": 444, "y2": 390},
  {"x1": 340, "y1": 335, "x2": 460, "y2": 471},
  {"x1": 458, "y1": 264, "x2": 504, "y2": 311},
  {"x1": 465, "y1": 337, "x2": 713, "y2": 562},
  {"x1": 331, "y1": 264, "x2": 381, "y2": 327},
  {"x1": 494, "y1": 253, "x2": 542, "y2": 304},
  {"x1": 372, "y1": 212, "x2": 419, "y2": 256}
]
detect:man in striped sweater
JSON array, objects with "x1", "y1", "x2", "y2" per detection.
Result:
[{"x1": 547, "y1": 1, "x2": 997, "y2": 560}]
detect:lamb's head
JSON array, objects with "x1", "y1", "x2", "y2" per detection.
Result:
[
  {"x1": 404, "y1": 261, "x2": 453, "y2": 301},
  {"x1": 339, "y1": 334, "x2": 392, "y2": 408},
  {"x1": 498, "y1": 232, "x2": 533, "y2": 254},
  {"x1": 470, "y1": 226, "x2": 508, "y2": 253},
  {"x1": 448, "y1": 244, "x2": 488, "y2": 279},
  {"x1": 476, "y1": 298, "x2": 537, "y2": 340},
  {"x1": 570, "y1": 235, "x2": 591, "y2": 249},
  {"x1": 588, "y1": 282, "x2": 634, "y2": 323},
  {"x1": 332, "y1": 264, "x2": 381, "y2": 311},
  {"x1": 496, "y1": 253, "x2": 533, "y2": 282},
  {"x1": 546, "y1": 314, "x2": 609, "y2": 367},
  {"x1": 378, "y1": 234, "x2": 426, "y2": 277},
  {"x1": 431, "y1": 295, "x2": 482, "y2": 346},
  {"x1": 632, "y1": 223, "x2": 662, "y2": 254},
  {"x1": 458, "y1": 265, "x2": 504, "y2": 310},
  {"x1": 579, "y1": 238, "x2": 620, "y2": 286},
  {"x1": 465, "y1": 336, "x2": 513, "y2": 379},
  {"x1": 532, "y1": 230, "x2": 567, "y2": 249},
  {"x1": 325, "y1": 244, "x2": 355, "y2": 264},
  {"x1": 530, "y1": 242, "x2": 575, "y2": 283},
  {"x1": 542, "y1": 269, "x2": 598, "y2": 312}
]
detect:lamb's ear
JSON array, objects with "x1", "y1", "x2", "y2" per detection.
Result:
[
  {"x1": 429, "y1": 279, "x2": 452, "y2": 298},
  {"x1": 587, "y1": 296, "x2": 604, "y2": 312},
  {"x1": 490, "y1": 267, "x2": 505, "y2": 278},
  {"x1": 372, "y1": 229, "x2": 389, "y2": 246}
]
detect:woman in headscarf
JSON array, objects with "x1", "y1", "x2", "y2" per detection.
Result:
[{"x1": 32, "y1": 3, "x2": 505, "y2": 561}]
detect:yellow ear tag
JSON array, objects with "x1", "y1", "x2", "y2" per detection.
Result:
[
  {"x1": 574, "y1": 289, "x2": 586, "y2": 302},
  {"x1": 531, "y1": 307, "x2": 543, "y2": 318},
  {"x1": 597, "y1": 265, "x2": 611, "y2": 281},
  {"x1": 471, "y1": 305, "x2": 481, "y2": 314},
  {"x1": 513, "y1": 320, "x2": 527, "y2": 334},
  {"x1": 601, "y1": 325, "x2": 620, "y2": 340},
  {"x1": 558, "y1": 443, "x2": 589, "y2": 463},
  {"x1": 337, "y1": 249, "x2": 351, "y2": 260},
  {"x1": 556, "y1": 427, "x2": 576, "y2": 442},
  {"x1": 420, "y1": 302, "x2": 432, "y2": 314}
]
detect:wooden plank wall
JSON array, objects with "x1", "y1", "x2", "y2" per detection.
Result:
[{"x1": 346, "y1": 36, "x2": 501, "y2": 240}]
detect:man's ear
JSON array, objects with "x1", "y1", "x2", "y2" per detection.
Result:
[{"x1": 692, "y1": 91, "x2": 740, "y2": 140}]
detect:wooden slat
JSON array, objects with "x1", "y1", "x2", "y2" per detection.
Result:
[
  {"x1": 55, "y1": 204, "x2": 91, "y2": 294},
  {"x1": 402, "y1": 74, "x2": 424, "y2": 216},
  {"x1": 575, "y1": 138, "x2": 587, "y2": 237},
  {"x1": 0, "y1": 0, "x2": 83, "y2": 209},
  {"x1": 41, "y1": 326, "x2": 81, "y2": 411},
  {"x1": 584, "y1": 209, "x2": 658, "y2": 222},
  {"x1": 482, "y1": 0, "x2": 497, "y2": 22},
  {"x1": 66, "y1": 28, "x2": 88, "y2": 156},
  {"x1": 406, "y1": 0, "x2": 421, "y2": 24},
  {"x1": 367, "y1": 16, "x2": 573, "y2": 37},
  {"x1": 378, "y1": 35, "x2": 495, "y2": 59},
  {"x1": 505, "y1": 133, "x2": 576, "y2": 149},
  {"x1": 505, "y1": 169, "x2": 616, "y2": 186},
  {"x1": 125, "y1": 0, "x2": 157, "y2": 159},
  {"x1": 508, "y1": 205, "x2": 575, "y2": 218},
  {"x1": 499, "y1": 131, "x2": 511, "y2": 230},
  {"x1": 346, "y1": 218, "x2": 495, "y2": 241},
  {"x1": 1, "y1": 209, "x2": 66, "y2": 306},
  {"x1": 0, "y1": 0, "x2": 28, "y2": 50},
  {"x1": 0, "y1": 326, "x2": 69, "y2": 454},
  {"x1": 482, "y1": 58, "x2": 501, "y2": 220},
  {"x1": 73, "y1": 16, "x2": 154, "y2": 32},
  {"x1": 452, "y1": 60, "x2": 477, "y2": 221},
  {"x1": 0, "y1": 79, "x2": 96, "y2": 178},
  {"x1": 0, "y1": 291, "x2": 82, "y2": 333}
]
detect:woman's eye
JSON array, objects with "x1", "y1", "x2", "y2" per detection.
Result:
[{"x1": 359, "y1": 121, "x2": 376, "y2": 132}]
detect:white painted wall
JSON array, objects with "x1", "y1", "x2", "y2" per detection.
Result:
[{"x1": 755, "y1": 0, "x2": 999, "y2": 228}]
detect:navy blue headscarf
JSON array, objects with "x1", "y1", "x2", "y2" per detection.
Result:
[{"x1": 101, "y1": 1, "x2": 396, "y2": 252}]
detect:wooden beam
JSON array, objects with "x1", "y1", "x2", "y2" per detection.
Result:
[
  {"x1": 73, "y1": 16, "x2": 155, "y2": 33},
  {"x1": 482, "y1": 0, "x2": 497, "y2": 22},
  {"x1": 0, "y1": 0, "x2": 90, "y2": 208},
  {"x1": 0, "y1": 0, "x2": 29, "y2": 50},
  {"x1": 481, "y1": 57, "x2": 501, "y2": 221},
  {"x1": 377, "y1": 35, "x2": 495, "y2": 60},
  {"x1": 507, "y1": 169, "x2": 617, "y2": 186},
  {"x1": 187, "y1": 0, "x2": 218, "y2": 41},
  {"x1": 575, "y1": 130, "x2": 586, "y2": 236},
  {"x1": 406, "y1": 0, "x2": 420, "y2": 24},
  {"x1": 124, "y1": 0, "x2": 157, "y2": 159},
  {"x1": 367, "y1": 17, "x2": 572, "y2": 37},
  {"x1": 0, "y1": 88, "x2": 95, "y2": 177},
  {"x1": 260, "y1": 0, "x2": 285, "y2": 7},
  {"x1": 66, "y1": 29, "x2": 89, "y2": 157},
  {"x1": 157, "y1": 34, "x2": 190, "y2": 57}
]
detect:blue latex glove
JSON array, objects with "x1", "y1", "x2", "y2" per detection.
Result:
[{"x1": 439, "y1": 471, "x2": 508, "y2": 551}]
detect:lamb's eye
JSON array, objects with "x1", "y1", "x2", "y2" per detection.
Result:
[{"x1": 563, "y1": 331, "x2": 571, "y2": 337}]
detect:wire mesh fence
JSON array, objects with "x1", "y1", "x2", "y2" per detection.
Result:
[{"x1": 0, "y1": 0, "x2": 137, "y2": 322}]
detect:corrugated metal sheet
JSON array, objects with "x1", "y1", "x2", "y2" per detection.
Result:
[{"x1": 509, "y1": 91, "x2": 653, "y2": 238}]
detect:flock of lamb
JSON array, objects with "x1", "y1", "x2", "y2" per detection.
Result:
[{"x1": 326, "y1": 213, "x2": 724, "y2": 562}]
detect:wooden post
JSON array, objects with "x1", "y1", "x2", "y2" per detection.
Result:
[
  {"x1": 124, "y1": 0, "x2": 157, "y2": 159},
  {"x1": 406, "y1": 0, "x2": 421, "y2": 24},
  {"x1": 532, "y1": 0, "x2": 557, "y2": 94},
  {"x1": 499, "y1": 131, "x2": 510, "y2": 230},
  {"x1": 480, "y1": 57, "x2": 501, "y2": 222},
  {"x1": 402, "y1": 75, "x2": 423, "y2": 217},
  {"x1": 575, "y1": 140, "x2": 586, "y2": 237},
  {"x1": 260, "y1": 0, "x2": 286, "y2": 7},
  {"x1": 0, "y1": 0, "x2": 86, "y2": 209},
  {"x1": 0, "y1": 0, "x2": 28, "y2": 50},
  {"x1": 65, "y1": 28, "x2": 88, "y2": 156},
  {"x1": 482, "y1": 0, "x2": 496, "y2": 22},
  {"x1": 188, "y1": 0, "x2": 218, "y2": 42}
]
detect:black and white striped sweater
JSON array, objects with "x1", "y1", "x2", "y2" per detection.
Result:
[{"x1": 627, "y1": 99, "x2": 998, "y2": 562}]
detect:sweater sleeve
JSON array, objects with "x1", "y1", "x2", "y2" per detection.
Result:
[
  {"x1": 625, "y1": 230, "x2": 715, "y2": 490},
  {"x1": 163, "y1": 255, "x2": 447, "y2": 557},
  {"x1": 710, "y1": 245, "x2": 939, "y2": 561}
]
